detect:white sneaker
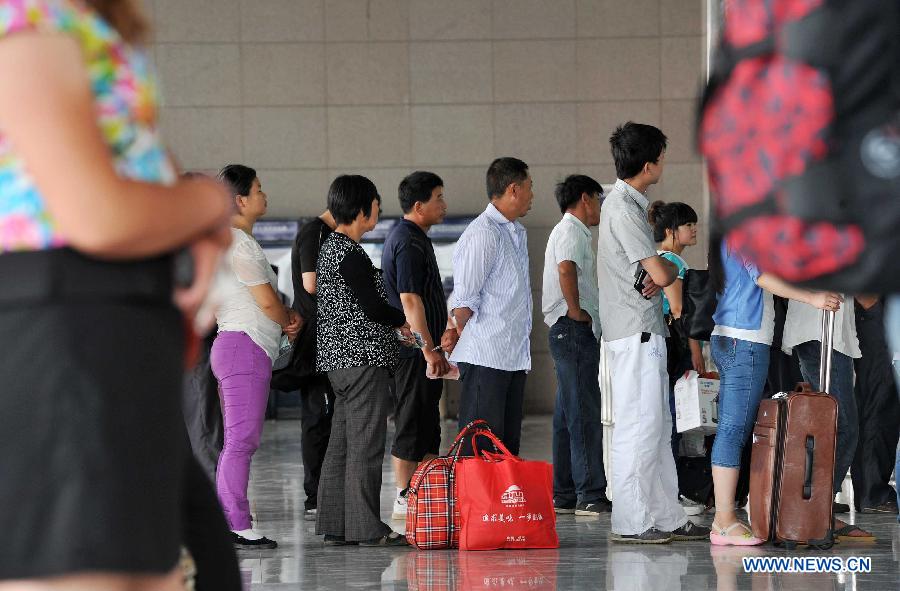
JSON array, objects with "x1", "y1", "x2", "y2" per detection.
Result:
[
  {"x1": 679, "y1": 495, "x2": 704, "y2": 516},
  {"x1": 391, "y1": 494, "x2": 408, "y2": 521}
]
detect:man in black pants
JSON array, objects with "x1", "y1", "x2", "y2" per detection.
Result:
[
  {"x1": 851, "y1": 296, "x2": 900, "y2": 514},
  {"x1": 291, "y1": 210, "x2": 338, "y2": 521},
  {"x1": 381, "y1": 171, "x2": 456, "y2": 521}
]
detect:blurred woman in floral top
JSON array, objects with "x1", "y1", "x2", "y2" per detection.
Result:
[{"x1": 0, "y1": 1, "x2": 232, "y2": 589}]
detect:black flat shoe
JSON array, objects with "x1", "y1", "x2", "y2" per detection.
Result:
[
  {"x1": 323, "y1": 534, "x2": 358, "y2": 546},
  {"x1": 359, "y1": 532, "x2": 408, "y2": 547},
  {"x1": 669, "y1": 520, "x2": 711, "y2": 541},
  {"x1": 860, "y1": 500, "x2": 898, "y2": 514},
  {"x1": 231, "y1": 532, "x2": 277, "y2": 549}
]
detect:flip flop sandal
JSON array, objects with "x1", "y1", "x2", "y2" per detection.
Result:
[
  {"x1": 834, "y1": 524, "x2": 876, "y2": 543},
  {"x1": 710, "y1": 521, "x2": 765, "y2": 546}
]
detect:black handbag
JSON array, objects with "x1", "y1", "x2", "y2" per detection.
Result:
[{"x1": 681, "y1": 269, "x2": 716, "y2": 341}]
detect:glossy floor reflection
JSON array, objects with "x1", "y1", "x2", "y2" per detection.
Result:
[{"x1": 242, "y1": 418, "x2": 900, "y2": 590}]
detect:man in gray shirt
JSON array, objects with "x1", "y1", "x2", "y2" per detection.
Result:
[
  {"x1": 597, "y1": 122, "x2": 709, "y2": 544},
  {"x1": 541, "y1": 174, "x2": 610, "y2": 517}
]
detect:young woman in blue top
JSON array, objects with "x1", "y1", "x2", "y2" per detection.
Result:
[
  {"x1": 649, "y1": 201, "x2": 705, "y2": 377},
  {"x1": 649, "y1": 201, "x2": 707, "y2": 516},
  {"x1": 707, "y1": 240, "x2": 844, "y2": 545}
]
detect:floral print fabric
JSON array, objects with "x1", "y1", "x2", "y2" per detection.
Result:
[{"x1": 0, "y1": 0, "x2": 174, "y2": 252}]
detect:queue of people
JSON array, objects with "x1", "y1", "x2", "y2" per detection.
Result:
[{"x1": 276, "y1": 121, "x2": 895, "y2": 549}]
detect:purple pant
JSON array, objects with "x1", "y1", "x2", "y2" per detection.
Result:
[{"x1": 211, "y1": 331, "x2": 272, "y2": 531}]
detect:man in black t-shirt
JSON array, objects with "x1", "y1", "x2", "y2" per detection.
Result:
[
  {"x1": 290, "y1": 210, "x2": 336, "y2": 521},
  {"x1": 381, "y1": 171, "x2": 457, "y2": 521}
]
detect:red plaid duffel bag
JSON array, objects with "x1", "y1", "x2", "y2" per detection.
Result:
[{"x1": 405, "y1": 420, "x2": 490, "y2": 550}]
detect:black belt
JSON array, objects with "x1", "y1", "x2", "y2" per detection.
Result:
[{"x1": 0, "y1": 248, "x2": 174, "y2": 305}]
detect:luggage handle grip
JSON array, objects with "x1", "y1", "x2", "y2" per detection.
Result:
[
  {"x1": 803, "y1": 435, "x2": 815, "y2": 500},
  {"x1": 447, "y1": 420, "x2": 493, "y2": 458},
  {"x1": 470, "y1": 429, "x2": 520, "y2": 462}
]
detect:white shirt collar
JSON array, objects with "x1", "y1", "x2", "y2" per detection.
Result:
[
  {"x1": 615, "y1": 178, "x2": 650, "y2": 211},
  {"x1": 486, "y1": 202, "x2": 522, "y2": 231},
  {"x1": 562, "y1": 212, "x2": 590, "y2": 238}
]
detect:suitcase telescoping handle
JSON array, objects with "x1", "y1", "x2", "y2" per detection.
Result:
[{"x1": 818, "y1": 309, "x2": 836, "y2": 394}]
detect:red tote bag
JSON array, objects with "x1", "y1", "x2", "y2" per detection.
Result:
[
  {"x1": 406, "y1": 419, "x2": 492, "y2": 550},
  {"x1": 454, "y1": 430, "x2": 559, "y2": 551}
]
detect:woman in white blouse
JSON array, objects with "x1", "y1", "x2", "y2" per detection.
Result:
[
  {"x1": 212, "y1": 164, "x2": 301, "y2": 549},
  {"x1": 782, "y1": 296, "x2": 874, "y2": 540}
]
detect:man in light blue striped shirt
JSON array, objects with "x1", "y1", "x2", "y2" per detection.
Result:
[{"x1": 448, "y1": 157, "x2": 534, "y2": 455}]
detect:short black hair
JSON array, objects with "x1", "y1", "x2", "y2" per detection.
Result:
[
  {"x1": 218, "y1": 164, "x2": 257, "y2": 196},
  {"x1": 648, "y1": 200, "x2": 699, "y2": 242},
  {"x1": 486, "y1": 157, "x2": 529, "y2": 200},
  {"x1": 398, "y1": 171, "x2": 444, "y2": 214},
  {"x1": 609, "y1": 122, "x2": 668, "y2": 180},
  {"x1": 327, "y1": 175, "x2": 381, "y2": 225},
  {"x1": 554, "y1": 174, "x2": 603, "y2": 214}
]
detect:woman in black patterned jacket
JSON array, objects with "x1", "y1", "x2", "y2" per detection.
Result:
[{"x1": 314, "y1": 175, "x2": 413, "y2": 546}]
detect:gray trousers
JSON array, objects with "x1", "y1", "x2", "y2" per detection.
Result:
[{"x1": 316, "y1": 365, "x2": 393, "y2": 541}]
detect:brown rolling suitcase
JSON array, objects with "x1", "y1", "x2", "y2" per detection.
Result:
[{"x1": 749, "y1": 310, "x2": 838, "y2": 549}]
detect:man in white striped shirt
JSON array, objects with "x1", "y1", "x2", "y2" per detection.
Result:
[{"x1": 448, "y1": 157, "x2": 534, "y2": 455}]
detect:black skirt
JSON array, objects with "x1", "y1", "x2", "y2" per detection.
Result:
[{"x1": 0, "y1": 250, "x2": 186, "y2": 579}]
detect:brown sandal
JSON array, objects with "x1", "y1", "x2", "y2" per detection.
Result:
[{"x1": 834, "y1": 521, "x2": 876, "y2": 543}]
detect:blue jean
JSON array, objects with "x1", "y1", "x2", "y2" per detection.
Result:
[
  {"x1": 794, "y1": 341, "x2": 858, "y2": 494},
  {"x1": 548, "y1": 317, "x2": 607, "y2": 504},
  {"x1": 711, "y1": 336, "x2": 771, "y2": 468}
]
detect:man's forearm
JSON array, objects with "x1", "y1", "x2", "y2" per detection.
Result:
[
  {"x1": 452, "y1": 307, "x2": 474, "y2": 334},
  {"x1": 399, "y1": 293, "x2": 435, "y2": 349},
  {"x1": 558, "y1": 262, "x2": 581, "y2": 317},
  {"x1": 641, "y1": 255, "x2": 678, "y2": 287},
  {"x1": 689, "y1": 338, "x2": 703, "y2": 358}
]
